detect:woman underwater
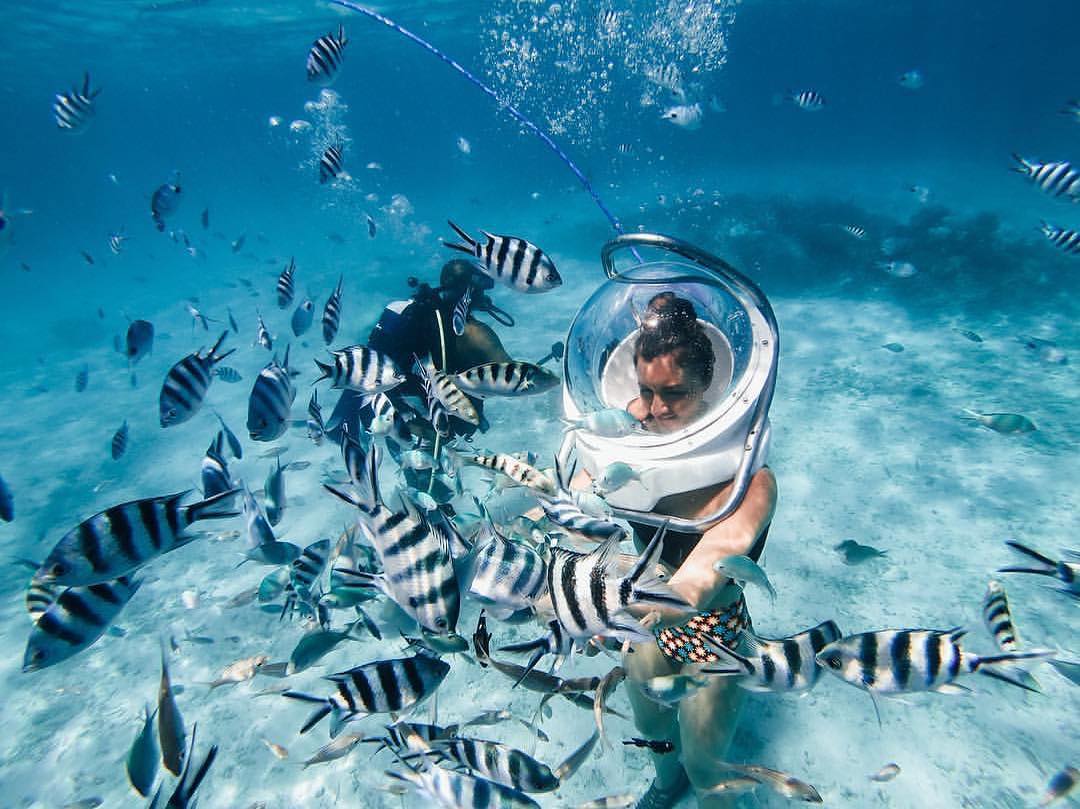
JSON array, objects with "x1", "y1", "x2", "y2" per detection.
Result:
[{"x1": 578, "y1": 292, "x2": 777, "y2": 809}]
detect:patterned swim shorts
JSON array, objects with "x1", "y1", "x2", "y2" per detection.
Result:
[{"x1": 655, "y1": 597, "x2": 750, "y2": 664}]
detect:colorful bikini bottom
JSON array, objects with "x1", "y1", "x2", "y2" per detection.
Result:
[{"x1": 655, "y1": 597, "x2": 751, "y2": 664}]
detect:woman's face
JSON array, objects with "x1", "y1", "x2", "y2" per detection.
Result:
[{"x1": 635, "y1": 353, "x2": 707, "y2": 433}]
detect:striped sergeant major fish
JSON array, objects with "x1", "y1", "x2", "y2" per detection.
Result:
[
  {"x1": 367, "y1": 391, "x2": 395, "y2": 436},
  {"x1": 307, "y1": 24, "x2": 348, "y2": 85},
  {"x1": 201, "y1": 432, "x2": 233, "y2": 498},
  {"x1": 982, "y1": 580, "x2": 1021, "y2": 651},
  {"x1": 1012, "y1": 154, "x2": 1080, "y2": 201},
  {"x1": 388, "y1": 757, "x2": 540, "y2": 809},
  {"x1": 788, "y1": 89, "x2": 826, "y2": 111},
  {"x1": 283, "y1": 538, "x2": 332, "y2": 617},
  {"x1": 454, "y1": 361, "x2": 559, "y2": 398},
  {"x1": 314, "y1": 345, "x2": 405, "y2": 393},
  {"x1": 451, "y1": 286, "x2": 471, "y2": 336},
  {"x1": 325, "y1": 444, "x2": 462, "y2": 637},
  {"x1": 111, "y1": 420, "x2": 129, "y2": 460},
  {"x1": 283, "y1": 653, "x2": 450, "y2": 736},
  {"x1": 33, "y1": 489, "x2": 239, "y2": 587},
  {"x1": 467, "y1": 516, "x2": 548, "y2": 619},
  {"x1": 255, "y1": 310, "x2": 273, "y2": 351},
  {"x1": 54, "y1": 72, "x2": 101, "y2": 132},
  {"x1": 645, "y1": 62, "x2": 684, "y2": 97},
  {"x1": 323, "y1": 275, "x2": 344, "y2": 344},
  {"x1": 307, "y1": 390, "x2": 325, "y2": 445},
  {"x1": 414, "y1": 355, "x2": 480, "y2": 429},
  {"x1": 998, "y1": 540, "x2": 1079, "y2": 598},
  {"x1": 150, "y1": 172, "x2": 182, "y2": 232},
  {"x1": 538, "y1": 494, "x2": 624, "y2": 542},
  {"x1": 844, "y1": 224, "x2": 866, "y2": 240},
  {"x1": 468, "y1": 453, "x2": 555, "y2": 496},
  {"x1": 247, "y1": 346, "x2": 296, "y2": 442},
  {"x1": 815, "y1": 627, "x2": 1052, "y2": 697},
  {"x1": 701, "y1": 620, "x2": 842, "y2": 693},
  {"x1": 23, "y1": 575, "x2": 140, "y2": 671},
  {"x1": 1039, "y1": 221, "x2": 1080, "y2": 254},
  {"x1": 340, "y1": 424, "x2": 367, "y2": 488},
  {"x1": 109, "y1": 230, "x2": 128, "y2": 255},
  {"x1": 445, "y1": 221, "x2": 563, "y2": 293},
  {"x1": 277, "y1": 257, "x2": 296, "y2": 308},
  {"x1": 425, "y1": 737, "x2": 559, "y2": 793},
  {"x1": 319, "y1": 143, "x2": 344, "y2": 184},
  {"x1": 159, "y1": 331, "x2": 235, "y2": 427},
  {"x1": 547, "y1": 525, "x2": 691, "y2": 644}
]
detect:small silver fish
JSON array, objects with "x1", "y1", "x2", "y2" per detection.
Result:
[
  {"x1": 962, "y1": 409, "x2": 1037, "y2": 434},
  {"x1": 714, "y1": 555, "x2": 776, "y2": 601},
  {"x1": 870, "y1": 763, "x2": 901, "y2": 782}
]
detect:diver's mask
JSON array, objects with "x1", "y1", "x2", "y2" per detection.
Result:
[{"x1": 559, "y1": 233, "x2": 779, "y2": 532}]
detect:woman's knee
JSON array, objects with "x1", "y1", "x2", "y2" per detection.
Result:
[{"x1": 677, "y1": 681, "x2": 744, "y2": 789}]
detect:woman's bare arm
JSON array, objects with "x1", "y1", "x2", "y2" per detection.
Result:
[{"x1": 666, "y1": 467, "x2": 777, "y2": 611}]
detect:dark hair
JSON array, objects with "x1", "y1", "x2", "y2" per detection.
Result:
[{"x1": 633, "y1": 292, "x2": 714, "y2": 389}]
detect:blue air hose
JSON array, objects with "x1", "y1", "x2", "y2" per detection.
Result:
[{"x1": 327, "y1": 0, "x2": 628, "y2": 238}]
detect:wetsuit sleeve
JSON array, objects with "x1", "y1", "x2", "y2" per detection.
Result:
[{"x1": 464, "y1": 321, "x2": 513, "y2": 364}]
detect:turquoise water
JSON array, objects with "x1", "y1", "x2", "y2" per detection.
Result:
[{"x1": 0, "y1": 0, "x2": 1077, "y2": 806}]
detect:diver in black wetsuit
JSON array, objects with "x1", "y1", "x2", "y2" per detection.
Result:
[{"x1": 326, "y1": 259, "x2": 515, "y2": 443}]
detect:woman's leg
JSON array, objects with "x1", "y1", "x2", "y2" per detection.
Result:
[
  {"x1": 678, "y1": 675, "x2": 745, "y2": 808},
  {"x1": 624, "y1": 640, "x2": 686, "y2": 793}
]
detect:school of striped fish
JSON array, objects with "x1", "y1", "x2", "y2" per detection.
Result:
[{"x1": 2, "y1": 5, "x2": 1077, "y2": 809}]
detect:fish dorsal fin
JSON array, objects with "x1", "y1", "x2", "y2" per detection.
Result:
[
  {"x1": 589, "y1": 535, "x2": 622, "y2": 572},
  {"x1": 627, "y1": 522, "x2": 666, "y2": 583}
]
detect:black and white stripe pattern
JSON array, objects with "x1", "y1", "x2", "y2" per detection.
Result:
[
  {"x1": 703, "y1": 620, "x2": 842, "y2": 693},
  {"x1": 429, "y1": 738, "x2": 559, "y2": 792},
  {"x1": 844, "y1": 225, "x2": 866, "y2": 240},
  {"x1": 111, "y1": 420, "x2": 129, "y2": 460},
  {"x1": 35, "y1": 489, "x2": 237, "y2": 587},
  {"x1": 546, "y1": 528, "x2": 681, "y2": 644},
  {"x1": 319, "y1": 143, "x2": 344, "y2": 184},
  {"x1": 468, "y1": 453, "x2": 555, "y2": 495},
  {"x1": 255, "y1": 311, "x2": 273, "y2": 351},
  {"x1": 445, "y1": 221, "x2": 562, "y2": 293},
  {"x1": 314, "y1": 345, "x2": 404, "y2": 393},
  {"x1": 391, "y1": 761, "x2": 540, "y2": 809},
  {"x1": 1013, "y1": 154, "x2": 1080, "y2": 201},
  {"x1": 23, "y1": 575, "x2": 140, "y2": 671},
  {"x1": 277, "y1": 258, "x2": 296, "y2": 309},
  {"x1": 53, "y1": 72, "x2": 100, "y2": 132},
  {"x1": 201, "y1": 433, "x2": 232, "y2": 498},
  {"x1": 982, "y1": 580, "x2": 1019, "y2": 651},
  {"x1": 999, "y1": 540, "x2": 1080, "y2": 596},
  {"x1": 323, "y1": 275, "x2": 344, "y2": 344},
  {"x1": 108, "y1": 231, "x2": 127, "y2": 255},
  {"x1": 340, "y1": 426, "x2": 367, "y2": 488},
  {"x1": 368, "y1": 391, "x2": 395, "y2": 435},
  {"x1": 325, "y1": 445, "x2": 461, "y2": 636},
  {"x1": 159, "y1": 332, "x2": 234, "y2": 427},
  {"x1": 290, "y1": 538, "x2": 331, "y2": 601},
  {"x1": 816, "y1": 627, "x2": 1049, "y2": 695},
  {"x1": 26, "y1": 581, "x2": 59, "y2": 623},
  {"x1": 414, "y1": 356, "x2": 479, "y2": 428},
  {"x1": 1040, "y1": 221, "x2": 1080, "y2": 254},
  {"x1": 246, "y1": 348, "x2": 296, "y2": 442},
  {"x1": 306, "y1": 25, "x2": 348, "y2": 85},
  {"x1": 454, "y1": 361, "x2": 559, "y2": 398},
  {"x1": 789, "y1": 89, "x2": 825, "y2": 111},
  {"x1": 468, "y1": 529, "x2": 548, "y2": 613},
  {"x1": 284, "y1": 653, "x2": 449, "y2": 734},
  {"x1": 451, "y1": 287, "x2": 471, "y2": 337},
  {"x1": 538, "y1": 495, "x2": 624, "y2": 542}
]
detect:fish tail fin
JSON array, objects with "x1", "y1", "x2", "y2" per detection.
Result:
[
  {"x1": 628, "y1": 523, "x2": 691, "y2": 611},
  {"x1": 176, "y1": 724, "x2": 218, "y2": 802},
  {"x1": 1003, "y1": 540, "x2": 1058, "y2": 569},
  {"x1": 284, "y1": 691, "x2": 334, "y2": 733},
  {"x1": 185, "y1": 487, "x2": 242, "y2": 524},
  {"x1": 444, "y1": 220, "x2": 478, "y2": 255},
  {"x1": 976, "y1": 665, "x2": 1043, "y2": 693},
  {"x1": 313, "y1": 358, "x2": 334, "y2": 385},
  {"x1": 1010, "y1": 153, "x2": 1032, "y2": 174},
  {"x1": 959, "y1": 408, "x2": 980, "y2": 421},
  {"x1": 207, "y1": 330, "x2": 231, "y2": 363},
  {"x1": 498, "y1": 635, "x2": 550, "y2": 687}
]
